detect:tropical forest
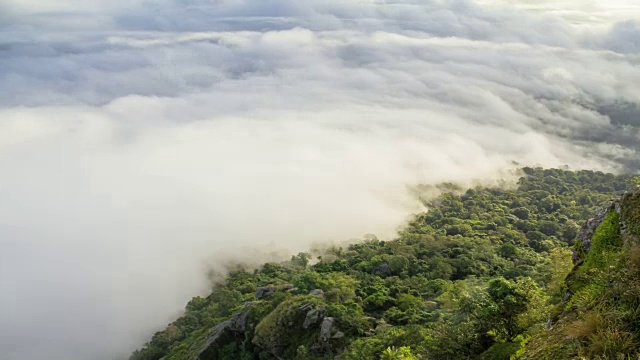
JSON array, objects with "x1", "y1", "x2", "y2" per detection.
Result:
[{"x1": 131, "y1": 168, "x2": 640, "y2": 360}]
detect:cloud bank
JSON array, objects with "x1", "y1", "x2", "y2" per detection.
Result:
[{"x1": 0, "y1": 1, "x2": 639, "y2": 359}]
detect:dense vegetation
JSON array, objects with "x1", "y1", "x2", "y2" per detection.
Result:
[{"x1": 130, "y1": 168, "x2": 640, "y2": 360}]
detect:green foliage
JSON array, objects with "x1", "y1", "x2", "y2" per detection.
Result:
[
  {"x1": 569, "y1": 211, "x2": 622, "y2": 295},
  {"x1": 621, "y1": 191, "x2": 640, "y2": 241},
  {"x1": 522, "y1": 198, "x2": 640, "y2": 359},
  {"x1": 253, "y1": 296, "x2": 326, "y2": 358},
  {"x1": 129, "y1": 168, "x2": 638, "y2": 360},
  {"x1": 480, "y1": 340, "x2": 524, "y2": 360},
  {"x1": 380, "y1": 346, "x2": 417, "y2": 360}
]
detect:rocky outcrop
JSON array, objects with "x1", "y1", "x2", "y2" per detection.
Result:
[
  {"x1": 574, "y1": 191, "x2": 640, "y2": 265},
  {"x1": 255, "y1": 286, "x2": 276, "y2": 299},
  {"x1": 191, "y1": 302, "x2": 254, "y2": 359},
  {"x1": 574, "y1": 197, "x2": 624, "y2": 264},
  {"x1": 255, "y1": 284, "x2": 295, "y2": 299},
  {"x1": 620, "y1": 191, "x2": 640, "y2": 245},
  {"x1": 576, "y1": 204, "x2": 612, "y2": 258},
  {"x1": 319, "y1": 317, "x2": 336, "y2": 342},
  {"x1": 302, "y1": 305, "x2": 326, "y2": 329}
]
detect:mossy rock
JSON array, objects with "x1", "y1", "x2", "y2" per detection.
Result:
[{"x1": 252, "y1": 296, "x2": 327, "y2": 358}]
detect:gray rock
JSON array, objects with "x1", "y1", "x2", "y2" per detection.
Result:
[
  {"x1": 302, "y1": 305, "x2": 326, "y2": 329},
  {"x1": 191, "y1": 302, "x2": 254, "y2": 360},
  {"x1": 299, "y1": 303, "x2": 314, "y2": 312},
  {"x1": 303, "y1": 309, "x2": 320, "y2": 329},
  {"x1": 332, "y1": 331, "x2": 345, "y2": 339},
  {"x1": 255, "y1": 284, "x2": 295, "y2": 299},
  {"x1": 255, "y1": 286, "x2": 277, "y2": 299},
  {"x1": 318, "y1": 305, "x2": 326, "y2": 319},
  {"x1": 320, "y1": 317, "x2": 336, "y2": 342},
  {"x1": 574, "y1": 202, "x2": 616, "y2": 264},
  {"x1": 309, "y1": 289, "x2": 325, "y2": 296}
]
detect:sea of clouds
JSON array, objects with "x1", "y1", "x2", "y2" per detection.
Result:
[{"x1": 0, "y1": 1, "x2": 639, "y2": 359}]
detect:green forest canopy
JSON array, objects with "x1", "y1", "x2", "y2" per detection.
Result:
[{"x1": 131, "y1": 168, "x2": 640, "y2": 360}]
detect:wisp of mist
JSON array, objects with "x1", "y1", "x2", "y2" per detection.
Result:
[{"x1": 0, "y1": 0, "x2": 639, "y2": 359}]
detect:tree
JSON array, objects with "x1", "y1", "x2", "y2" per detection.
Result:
[
  {"x1": 291, "y1": 252, "x2": 312, "y2": 268},
  {"x1": 486, "y1": 277, "x2": 547, "y2": 339}
]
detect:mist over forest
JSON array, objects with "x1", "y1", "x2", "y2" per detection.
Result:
[{"x1": 1, "y1": 1, "x2": 639, "y2": 359}]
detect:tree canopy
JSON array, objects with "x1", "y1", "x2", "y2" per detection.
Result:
[{"x1": 130, "y1": 168, "x2": 639, "y2": 360}]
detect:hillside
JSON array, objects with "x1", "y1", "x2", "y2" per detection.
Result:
[
  {"x1": 521, "y1": 190, "x2": 640, "y2": 359},
  {"x1": 130, "y1": 168, "x2": 639, "y2": 360}
]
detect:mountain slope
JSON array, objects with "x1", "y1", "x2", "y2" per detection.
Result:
[
  {"x1": 129, "y1": 168, "x2": 637, "y2": 360},
  {"x1": 521, "y1": 191, "x2": 640, "y2": 359}
]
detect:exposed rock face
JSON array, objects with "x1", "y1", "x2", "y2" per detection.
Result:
[
  {"x1": 255, "y1": 284, "x2": 295, "y2": 299},
  {"x1": 620, "y1": 192, "x2": 640, "y2": 245},
  {"x1": 253, "y1": 299, "x2": 334, "y2": 359},
  {"x1": 255, "y1": 286, "x2": 276, "y2": 299},
  {"x1": 574, "y1": 191, "x2": 639, "y2": 265},
  {"x1": 319, "y1": 317, "x2": 336, "y2": 342},
  {"x1": 574, "y1": 198, "x2": 624, "y2": 264},
  {"x1": 191, "y1": 302, "x2": 254, "y2": 360},
  {"x1": 302, "y1": 305, "x2": 326, "y2": 329},
  {"x1": 309, "y1": 289, "x2": 325, "y2": 296},
  {"x1": 576, "y1": 205, "x2": 611, "y2": 256}
]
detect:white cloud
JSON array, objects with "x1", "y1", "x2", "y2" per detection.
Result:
[{"x1": 0, "y1": 1, "x2": 639, "y2": 359}]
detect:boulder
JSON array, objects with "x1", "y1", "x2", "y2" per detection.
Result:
[
  {"x1": 302, "y1": 305, "x2": 326, "y2": 329},
  {"x1": 303, "y1": 309, "x2": 320, "y2": 329},
  {"x1": 255, "y1": 284, "x2": 295, "y2": 299},
  {"x1": 255, "y1": 286, "x2": 277, "y2": 299},
  {"x1": 191, "y1": 302, "x2": 254, "y2": 359},
  {"x1": 320, "y1": 317, "x2": 336, "y2": 342}
]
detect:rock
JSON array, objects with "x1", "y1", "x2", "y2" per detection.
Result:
[
  {"x1": 309, "y1": 289, "x2": 325, "y2": 296},
  {"x1": 303, "y1": 309, "x2": 320, "y2": 329},
  {"x1": 320, "y1": 317, "x2": 336, "y2": 342},
  {"x1": 191, "y1": 302, "x2": 254, "y2": 359},
  {"x1": 299, "y1": 303, "x2": 314, "y2": 312},
  {"x1": 280, "y1": 284, "x2": 296, "y2": 292},
  {"x1": 318, "y1": 305, "x2": 326, "y2": 319},
  {"x1": 255, "y1": 284, "x2": 295, "y2": 299},
  {"x1": 332, "y1": 331, "x2": 345, "y2": 339},
  {"x1": 574, "y1": 203, "x2": 615, "y2": 264},
  {"x1": 302, "y1": 305, "x2": 326, "y2": 329},
  {"x1": 255, "y1": 286, "x2": 277, "y2": 299},
  {"x1": 372, "y1": 263, "x2": 391, "y2": 276}
]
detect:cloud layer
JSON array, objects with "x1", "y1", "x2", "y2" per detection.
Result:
[{"x1": 0, "y1": 1, "x2": 639, "y2": 359}]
